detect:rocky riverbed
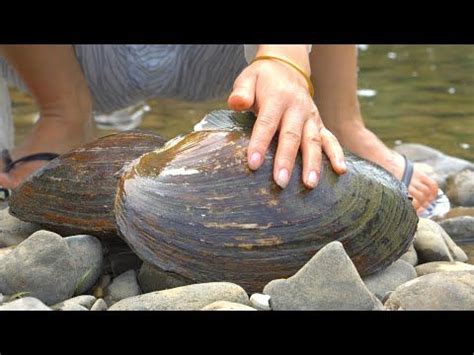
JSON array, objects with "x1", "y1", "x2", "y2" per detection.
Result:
[{"x1": 1, "y1": 143, "x2": 474, "y2": 311}]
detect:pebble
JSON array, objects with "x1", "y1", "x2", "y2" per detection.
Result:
[
  {"x1": 263, "y1": 241, "x2": 383, "y2": 310},
  {"x1": 0, "y1": 297, "x2": 51, "y2": 311},
  {"x1": 0, "y1": 230, "x2": 79, "y2": 305},
  {"x1": 413, "y1": 218, "x2": 454, "y2": 263},
  {"x1": 415, "y1": 261, "x2": 474, "y2": 276},
  {"x1": 201, "y1": 301, "x2": 256, "y2": 311},
  {"x1": 109, "y1": 282, "x2": 249, "y2": 311},
  {"x1": 399, "y1": 243, "x2": 418, "y2": 266},
  {"x1": 90, "y1": 298, "x2": 108, "y2": 311},
  {"x1": 439, "y1": 216, "x2": 474, "y2": 245},
  {"x1": 104, "y1": 269, "x2": 141, "y2": 306},
  {"x1": 250, "y1": 293, "x2": 272, "y2": 311},
  {"x1": 363, "y1": 260, "x2": 417, "y2": 300},
  {"x1": 0, "y1": 208, "x2": 41, "y2": 247},
  {"x1": 384, "y1": 271, "x2": 474, "y2": 310},
  {"x1": 65, "y1": 234, "x2": 103, "y2": 295},
  {"x1": 137, "y1": 262, "x2": 190, "y2": 293},
  {"x1": 51, "y1": 295, "x2": 97, "y2": 310},
  {"x1": 445, "y1": 169, "x2": 474, "y2": 207}
]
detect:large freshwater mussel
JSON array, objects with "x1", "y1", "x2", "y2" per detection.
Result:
[{"x1": 9, "y1": 110, "x2": 418, "y2": 292}]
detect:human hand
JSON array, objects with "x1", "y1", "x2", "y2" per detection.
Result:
[{"x1": 228, "y1": 45, "x2": 347, "y2": 189}]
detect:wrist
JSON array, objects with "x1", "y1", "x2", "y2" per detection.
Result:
[{"x1": 254, "y1": 45, "x2": 312, "y2": 74}]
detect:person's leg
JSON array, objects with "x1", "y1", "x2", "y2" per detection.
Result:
[
  {"x1": 310, "y1": 45, "x2": 438, "y2": 213},
  {"x1": 0, "y1": 45, "x2": 96, "y2": 188}
]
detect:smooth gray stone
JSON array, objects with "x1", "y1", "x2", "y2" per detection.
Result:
[
  {"x1": 138, "y1": 262, "x2": 191, "y2": 293},
  {"x1": 0, "y1": 230, "x2": 78, "y2": 305},
  {"x1": 0, "y1": 208, "x2": 41, "y2": 247},
  {"x1": 201, "y1": 301, "x2": 256, "y2": 311},
  {"x1": 65, "y1": 235, "x2": 103, "y2": 295},
  {"x1": 385, "y1": 271, "x2": 474, "y2": 310},
  {"x1": 0, "y1": 297, "x2": 51, "y2": 311},
  {"x1": 263, "y1": 241, "x2": 383, "y2": 310},
  {"x1": 104, "y1": 269, "x2": 141, "y2": 306},
  {"x1": 399, "y1": 243, "x2": 418, "y2": 266},
  {"x1": 0, "y1": 293, "x2": 4, "y2": 305},
  {"x1": 59, "y1": 304, "x2": 89, "y2": 311},
  {"x1": 0, "y1": 246, "x2": 14, "y2": 259},
  {"x1": 90, "y1": 298, "x2": 108, "y2": 311},
  {"x1": 109, "y1": 282, "x2": 250, "y2": 311},
  {"x1": 415, "y1": 261, "x2": 474, "y2": 276},
  {"x1": 52, "y1": 295, "x2": 97, "y2": 310},
  {"x1": 414, "y1": 218, "x2": 454, "y2": 263},
  {"x1": 439, "y1": 216, "x2": 474, "y2": 245},
  {"x1": 250, "y1": 293, "x2": 271, "y2": 311},
  {"x1": 446, "y1": 169, "x2": 474, "y2": 207},
  {"x1": 363, "y1": 260, "x2": 417, "y2": 300},
  {"x1": 394, "y1": 144, "x2": 474, "y2": 189}
]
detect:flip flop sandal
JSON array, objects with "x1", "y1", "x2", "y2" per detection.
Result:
[
  {"x1": 0, "y1": 149, "x2": 59, "y2": 201},
  {"x1": 401, "y1": 154, "x2": 450, "y2": 219}
]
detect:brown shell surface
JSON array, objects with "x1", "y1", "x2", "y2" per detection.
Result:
[
  {"x1": 9, "y1": 130, "x2": 165, "y2": 237},
  {"x1": 116, "y1": 129, "x2": 418, "y2": 293}
]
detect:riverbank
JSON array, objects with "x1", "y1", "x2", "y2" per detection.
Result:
[{"x1": 1, "y1": 143, "x2": 474, "y2": 310}]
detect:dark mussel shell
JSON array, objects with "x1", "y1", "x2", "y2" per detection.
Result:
[
  {"x1": 115, "y1": 111, "x2": 418, "y2": 292},
  {"x1": 9, "y1": 131, "x2": 165, "y2": 238}
]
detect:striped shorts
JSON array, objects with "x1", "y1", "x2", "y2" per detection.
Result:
[{"x1": 0, "y1": 45, "x2": 248, "y2": 114}]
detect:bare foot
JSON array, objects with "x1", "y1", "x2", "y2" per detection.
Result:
[
  {"x1": 0, "y1": 112, "x2": 97, "y2": 190},
  {"x1": 331, "y1": 121, "x2": 439, "y2": 214}
]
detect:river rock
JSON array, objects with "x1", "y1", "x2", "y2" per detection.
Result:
[
  {"x1": 91, "y1": 298, "x2": 108, "y2": 311},
  {"x1": 109, "y1": 282, "x2": 250, "y2": 311},
  {"x1": 0, "y1": 293, "x2": 4, "y2": 305},
  {"x1": 0, "y1": 230, "x2": 78, "y2": 305},
  {"x1": 394, "y1": 144, "x2": 474, "y2": 189},
  {"x1": 104, "y1": 269, "x2": 141, "y2": 306},
  {"x1": 250, "y1": 293, "x2": 272, "y2": 310},
  {"x1": 414, "y1": 218, "x2": 454, "y2": 262},
  {"x1": 384, "y1": 271, "x2": 474, "y2": 310},
  {"x1": 51, "y1": 295, "x2": 97, "y2": 310},
  {"x1": 399, "y1": 243, "x2": 418, "y2": 266},
  {"x1": 415, "y1": 261, "x2": 474, "y2": 276},
  {"x1": 201, "y1": 301, "x2": 256, "y2": 310},
  {"x1": 446, "y1": 169, "x2": 474, "y2": 207},
  {"x1": 263, "y1": 241, "x2": 383, "y2": 310},
  {"x1": 137, "y1": 262, "x2": 191, "y2": 293},
  {"x1": 439, "y1": 217, "x2": 474, "y2": 245},
  {"x1": 65, "y1": 235, "x2": 103, "y2": 294},
  {"x1": 0, "y1": 297, "x2": 51, "y2": 311},
  {"x1": 0, "y1": 246, "x2": 14, "y2": 259},
  {"x1": 436, "y1": 207, "x2": 474, "y2": 220},
  {"x1": 363, "y1": 260, "x2": 417, "y2": 300},
  {"x1": 60, "y1": 304, "x2": 89, "y2": 311},
  {"x1": 0, "y1": 208, "x2": 41, "y2": 247},
  {"x1": 91, "y1": 274, "x2": 112, "y2": 299}
]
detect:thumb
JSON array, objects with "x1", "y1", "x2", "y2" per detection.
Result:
[{"x1": 228, "y1": 70, "x2": 256, "y2": 111}]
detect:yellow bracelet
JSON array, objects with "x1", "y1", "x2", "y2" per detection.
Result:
[{"x1": 250, "y1": 55, "x2": 315, "y2": 97}]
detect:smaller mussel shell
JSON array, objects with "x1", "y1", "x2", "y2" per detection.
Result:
[
  {"x1": 116, "y1": 127, "x2": 418, "y2": 293},
  {"x1": 9, "y1": 131, "x2": 165, "y2": 237}
]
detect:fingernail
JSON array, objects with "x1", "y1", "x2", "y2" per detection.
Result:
[
  {"x1": 249, "y1": 152, "x2": 262, "y2": 169},
  {"x1": 307, "y1": 170, "x2": 318, "y2": 188},
  {"x1": 339, "y1": 159, "x2": 347, "y2": 171},
  {"x1": 276, "y1": 168, "x2": 290, "y2": 188}
]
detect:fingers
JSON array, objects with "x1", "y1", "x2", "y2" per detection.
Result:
[
  {"x1": 227, "y1": 69, "x2": 257, "y2": 111},
  {"x1": 273, "y1": 108, "x2": 305, "y2": 188},
  {"x1": 320, "y1": 127, "x2": 347, "y2": 175},
  {"x1": 247, "y1": 100, "x2": 284, "y2": 171},
  {"x1": 301, "y1": 119, "x2": 322, "y2": 188}
]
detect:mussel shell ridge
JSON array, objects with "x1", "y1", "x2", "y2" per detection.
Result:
[
  {"x1": 9, "y1": 131, "x2": 166, "y2": 237},
  {"x1": 116, "y1": 129, "x2": 418, "y2": 292}
]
